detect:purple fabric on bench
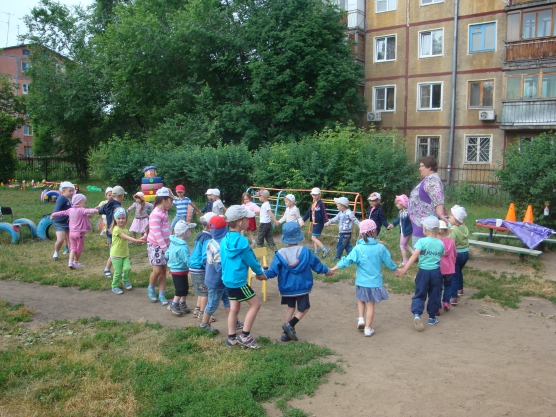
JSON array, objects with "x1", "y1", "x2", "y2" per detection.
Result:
[{"x1": 476, "y1": 219, "x2": 555, "y2": 250}]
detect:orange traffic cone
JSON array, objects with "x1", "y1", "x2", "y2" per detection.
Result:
[
  {"x1": 505, "y1": 203, "x2": 516, "y2": 222},
  {"x1": 523, "y1": 205, "x2": 534, "y2": 223}
]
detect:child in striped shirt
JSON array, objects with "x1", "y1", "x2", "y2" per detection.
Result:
[{"x1": 171, "y1": 185, "x2": 200, "y2": 230}]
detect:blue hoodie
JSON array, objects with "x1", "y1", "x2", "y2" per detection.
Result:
[
  {"x1": 264, "y1": 245, "x2": 329, "y2": 296},
  {"x1": 189, "y1": 231, "x2": 211, "y2": 273},
  {"x1": 164, "y1": 235, "x2": 190, "y2": 273},
  {"x1": 220, "y1": 231, "x2": 264, "y2": 289}
]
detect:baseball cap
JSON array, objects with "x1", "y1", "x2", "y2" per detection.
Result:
[
  {"x1": 201, "y1": 212, "x2": 216, "y2": 224},
  {"x1": 112, "y1": 185, "x2": 127, "y2": 196},
  {"x1": 175, "y1": 185, "x2": 185, "y2": 192},
  {"x1": 311, "y1": 187, "x2": 321, "y2": 195},
  {"x1": 156, "y1": 187, "x2": 170, "y2": 197},
  {"x1": 174, "y1": 220, "x2": 196, "y2": 236},
  {"x1": 422, "y1": 215, "x2": 440, "y2": 231},
  {"x1": 368, "y1": 192, "x2": 381, "y2": 201},
  {"x1": 334, "y1": 197, "x2": 350, "y2": 207},
  {"x1": 260, "y1": 190, "x2": 270, "y2": 198},
  {"x1": 209, "y1": 215, "x2": 228, "y2": 230},
  {"x1": 225, "y1": 205, "x2": 255, "y2": 222},
  {"x1": 105, "y1": 187, "x2": 113, "y2": 195},
  {"x1": 212, "y1": 188, "x2": 221, "y2": 197},
  {"x1": 59, "y1": 181, "x2": 75, "y2": 191},
  {"x1": 284, "y1": 194, "x2": 296, "y2": 204},
  {"x1": 205, "y1": 188, "x2": 214, "y2": 195}
]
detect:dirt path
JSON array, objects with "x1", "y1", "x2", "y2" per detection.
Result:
[{"x1": 5, "y1": 270, "x2": 556, "y2": 417}]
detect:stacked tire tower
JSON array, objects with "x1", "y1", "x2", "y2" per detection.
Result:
[{"x1": 141, "y1": 166, "x2": 163, "y2": 203}]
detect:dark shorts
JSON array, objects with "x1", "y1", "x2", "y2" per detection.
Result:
[
  {"x1": 311, "y1": 223, "x2": 324, "y2": 236},
  {"x1": 227, "y1": 285, "x2": 256, "y2": 302},
  {"x1": 281, "y1": 294, "x2": 310, "y2": 312},
  {"x1": 171, "y1": 272, "x2": 189, "y2": 297},
  {"x1": 54, "y1": 223, "x2": 69, "y2": 233}
]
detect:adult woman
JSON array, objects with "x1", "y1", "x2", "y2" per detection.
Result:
[{"x1": 408, "y1": 156, "x2": 445, "y2": 245}]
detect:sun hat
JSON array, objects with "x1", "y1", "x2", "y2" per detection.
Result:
[
  {"x1": 311, "y1": 187, "x2": 321, "y2": 195},
  {"x1": 438, "y1": 220, "x2": 448, "y2": 229},
  {"x1": 175, "y1": 185, "x2": 185, "y2": 192},
  {"x1": 156, "y1": 187, "x2": 170, "y2": 197},
  {"x1": 112, "y1": 185, "x2": 127, "y2": 196},
  {"x1": 396, "y1": 194, "x2": 409, "y2": 208},
  {"x1": 105, "y1": 187, "x2": 113, "y2": 195},
  {"x1": 368, "y1": 192, "x2": 381, "y2": 201},
  {"x1": 281, "y1": 222, "x2": 304, "y2": 245},
  {"x1": 201, "y1": 212, "x2": 216, "y2": 224},
  {"x1": 334, "y1": 197, "x2": 350, "y2": 207},
  {"x1": 71, "y1": 193, "x2": 86, "y2": 205},
  {"x1": 205, "y1": 189, "x2": 214, "y2": 195},
  {"x1": 284, "y1": 194, "x2": 296, "y2": 204},
  {"x1": 113, "y1": 207, "x2": 127, "y2": 220},
  {"x1": 175, "y1": 220, "x2": 196, "y2": 236},
  {"x1": 260, "y1": 190, "x2": 270, "y2": 198},
  {"x1": 209, "y1": 215, "x2": 227, "y2": 230},
  {"x1": 59, "y1": 181, "x2": 75, "y2": 191},
  {"x1": 451, "y1": 205, "x2": 468, "y2": 223},
  {"x1": 212, "y1": 188, "x2": 221, "y2": 197},
  {"x1": 422, "y1": 215, "x2": 440, "y2": 231},
  {"x1": 225, "y1": 205, "x2": 255, "y2": 222},
  {"x1": 133, "y1": 192, "x2": 145, "y2": 200},
  {"x1": 359, "y1": 219, "x2": 377, "y2": 234}
]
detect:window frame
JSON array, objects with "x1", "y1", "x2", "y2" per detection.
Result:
[
  {"x1": 468, "y1": 80, "x2": 494, "y2": 109},
  {"x1": 22, "y1": 84, "x2": 29, "y2": 95},
  {"x1": 376, "y1": 0, "x2": 396, "y2": 14},
  {"x1": 373, "y1": 85, "x2": 396, "y2": 112},
  {"x1": 468, "y1": 22, "x2": 497, "y2": 54},
  {"x1": 464, "y1": 135, "x2": 492, "y2": 164},
  {"x1": 507, "y1": 6, "x2": 556, "y2": 41},
  {"x1": 23, "y1": 125, "x2": 33, "y2": 136},
  {"x1": 418, "y1": 28, "x2": 444, "y2": 58},
  {"x1": 374, "y1": 34, "x2": 397, "y2": 62},
  {"x1": 21, "y1": 61, "x2": 30, "y2": 73},
  {"x1": 421, "y1": 0, "x2": 443, "y2": 5},
  {"x1": 417, "y1": 82, "x2": 443, "y2": 111},
  {"x1": 416, "y1": 136, "x2": 441, "y2": 162},
  {"x1": 504, "y1": 70, "x2": 556, "y2": 100}
]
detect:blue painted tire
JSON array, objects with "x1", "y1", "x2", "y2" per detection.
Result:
[
  {"x1": 42, "y1": 190, "x2": 61, "y2": 203},
  {"x1": 0, "y1": 222, "x2": 19, "y2": 243},
  {"x1": 37, "y1": 215, "x2": 55, "y2": 240},
  {"x1": 13, "y1": 218, "x2": 38, "y2": 238},
  {"x1": 141, "y1": 177, "x2": 162, "y2": 184}
]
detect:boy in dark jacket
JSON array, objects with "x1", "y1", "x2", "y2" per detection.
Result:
[
  {"x1": 367, "y1": 192, "x2": 389, "y2": 236},
  {"x1": 300, "y1": 187, "x2": 331, "y2": 258},
  {"x1": 262, "y1": 222, "x2": 333, "y2": 342}
]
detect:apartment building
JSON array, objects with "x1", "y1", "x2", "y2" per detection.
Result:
[{"x1": 0, "y1": 45, "x2": 33, "y2": 157}]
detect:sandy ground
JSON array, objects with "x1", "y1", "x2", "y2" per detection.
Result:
[{"x1": 4, "y1": 248, "x2": 556, "y2": 417}]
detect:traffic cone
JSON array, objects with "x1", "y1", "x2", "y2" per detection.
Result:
[
  {"x1": 505, "y1": 203, "x2": 516, "y2": 222},
  {"x1": 523, "y1": 205, "x2": 534, "y2": 223}
]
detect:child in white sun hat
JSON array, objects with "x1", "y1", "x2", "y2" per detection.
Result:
[
  {"x1": 325, "y1": 196, "x2": 360, "y2": 260},
  {"x1": 277, "y1": 194, "x2": 302, "y2": 225}
]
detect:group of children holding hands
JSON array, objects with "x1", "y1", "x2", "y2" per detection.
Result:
[{"x1": 50, "y1": 182, "x2": 470, "y2": 346}]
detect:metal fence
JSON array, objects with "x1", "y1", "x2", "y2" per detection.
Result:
[{"x1": 14, "y1": 157, "x2": 78, "y2": 182}]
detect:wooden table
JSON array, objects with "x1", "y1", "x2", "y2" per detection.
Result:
[{"x1": 475, "y1": 222, "x2": 510, "y2": 243}]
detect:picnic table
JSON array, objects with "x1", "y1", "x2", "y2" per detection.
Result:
[{"x1": 475, "y1": 222, "x2": 510, "y2": 243}]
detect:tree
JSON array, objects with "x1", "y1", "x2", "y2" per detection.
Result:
[{"x1": 0, "y1": 75, "x2": 24, "y2": 182}]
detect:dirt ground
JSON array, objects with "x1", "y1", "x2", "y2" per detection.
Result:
[{"x1": 4, "y1": 248, "x2": 556, "y2": 417}]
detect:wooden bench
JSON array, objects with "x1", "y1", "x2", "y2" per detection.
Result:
[
  {"x1": 472, "y1": 232, "x2": 556, "y2": 244},
  {"x1": 468, "y1": 239, "x2": 542, "y2": 260}
]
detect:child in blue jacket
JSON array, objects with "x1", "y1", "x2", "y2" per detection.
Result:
[
  {"x1": 263, "y1": 222, "x2": 333, "y2": 342},
  {"x1": 387, "y1": 194, "x2": 415, "y2": 266},
  {"x1": 367, "y1": 192, "x2": 389, "y2": 236},
  {"x1": 300, "y1": 187, "x2": 331, "y2": 258}
]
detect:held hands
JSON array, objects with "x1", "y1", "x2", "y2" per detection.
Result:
[
  {"x1": 395, "y1": 268, "x2": 406, "y2": 277},
  {"x1": 324, "y1": 222, "x2": 330, "y2": 227},
  {"x1": 387, "y1": 224, "x2": 394, "y2": 230},
  {"x1": 299, "y1": 220, "x2": 305, "y2": 227},
  {"x1": 274, "y1": 221, "x2": 280, "y2": 227},
  {"x1": 255, "y1": 274, "x2": 267, "y2": 281},
  {"x1": 325, "y1": 269, "x2": 335, "y2": 277}
]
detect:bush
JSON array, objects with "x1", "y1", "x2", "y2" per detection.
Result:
[
  {"x1": 495, "y1": 132, "x2": 556, "y2": 228},
  {"x1": 0, "y1": 113, "x2": 21, "y2": 182}
]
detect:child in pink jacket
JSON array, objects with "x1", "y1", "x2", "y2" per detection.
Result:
[
  {"x1": 438, "y1": 220, "x2": 456, "y2": 313},
  {"x1": 51, "y1": 193, "x2": 98, "y2": 269}
]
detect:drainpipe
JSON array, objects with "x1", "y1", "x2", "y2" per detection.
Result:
[{"x1": 447, "y1": 0, "x2": 459, "y2": 185}]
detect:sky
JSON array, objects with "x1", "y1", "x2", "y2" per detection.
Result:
[{"x1": 0, "y1": 0, "x2": 93, "y2": 48}]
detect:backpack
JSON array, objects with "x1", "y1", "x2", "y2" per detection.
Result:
[{"x1": 206, "y1": 239, "x2": 221, "y2": 265}]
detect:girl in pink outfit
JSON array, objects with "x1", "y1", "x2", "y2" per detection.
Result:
[
  {"x1": 242, "y1": 192, "x2": 260, "y2": 246},
  {"x1": 147, "y1": 187, "x2": 173, "y2": 306},
  {"x1": 127, "y1": 192, "x2": 153, "y2": 238},
  {"x1": 50, "y1": 193, "x2": 98, "y2": 269},
  {"x1": 437, "y1": 220, "x2": 456, "y2": 313}
]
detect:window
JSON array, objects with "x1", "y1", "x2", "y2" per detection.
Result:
[
  {"x1": 23, "y1": 146, "x2": 32, "y2": 157},
  {"x1": 469, "y1": 80, "x2": 493, "y2": 108},
  {"x1": 23, "y1": 125, "x2": 33, "y2": 136},
  {"x1": 376, "y1": 0, "x2": 396, "y2": 13},
  {"x1": 22, "y1": 49, "x2": 30, "y2": 55},
  {"x1": 373, "y1": 86, "x2": 396, "y2": 112},
  {"x1": 469, "y1": 23, "x2": 496, "y2": 53},
  {"x1": 418, "y1": 83, "x2": 442, "y2": 110},
  {"x1": 505, "y1": 70, "x2": 556, "y2": 99},
  {"x1": 375, "y1": 36, "x2": 396, "y2": 62},
  {"x1": 22, "y1": 84, "x2": 29, "y2": 95},
  {"x1": 421, "y1": 0, "x2": 443, "y2": 4},
  {"x1": 417, "y1": 136, "x2": 440, "y2": 161},
  {"x1": 419, "y1": 29, "x2": 443, "y2": 57},
  {"x1": 465, "y1": 135, "x2": 491, "y2": 163},
  {"x1": 21, "y1": 62, "x2": 30, "y2": 73},
  {"x1": 507, "y1": 7, "x2": 556, "y2": 41}
]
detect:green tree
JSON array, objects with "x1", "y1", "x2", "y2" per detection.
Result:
[{"x1": 0, "y1": 75, "x2": 24, "y2": 181}]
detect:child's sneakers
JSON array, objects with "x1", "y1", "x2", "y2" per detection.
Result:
[
  {"x1": 68, "y1": 262, "x2": 75, "y2": 269},
  {"x1": 193, "y1": 307, "x2": 201, "y2": 318},
  {"x1": 282, "y1": 323, "x2": 298, "y2": 341},
  {"x1": 236, "y1": 320, "x2": 244, "y2": 330},
  {"x1": 62, "y1": 246, "x2": 69, "y2": 255},
  {"x1": 226, "y1": 337, "x2": 239, "y2": 347},
  {"x1": 73, "y1": 262, "x2": 83, "y2": 268},
  {"x1": 123, "y1": 282, "x2": 132, "y2": 290},
  {"x1": 357, "y1": 317, "x2": 365, "y2": 330},
  {"x1": 237, "y1": 334, "x2": 261, "y2": 349},
  {"x1": 168, "y1": 303, "x2": 183, "y2": 316},
  {"x1": 197, "y1": 312, "x2": 216, "y2": 323},
  {"x1": 200, "y1": 323, "x2": 219, "y2": 333},
  {"x1": 103, "y1": 269, "x2": 111, "y2": 279},
  {"x1": 442, "y1": 302, "x2": 451, "y2": 311},
  {"x1": 458, "y1": 289, "x2": 464, "y2": 297},
  {"x1": 179, "y1": 302, "x2": 190, "y2": 314},
  {"x1": 428, "y1": 317, "x2": 439, "y2": 326},
  {"x1": 364, "y1": 327, "x2": 375, "y2": 337},
  {"x1": 159, "y1": 295, "x2": 169, "y2": 306},
  {"x1": 414, "y1": 314, "x2": 424, "y2": 332},
  {"x1": 280, "y1": 332, "x2": 291, "y2": 342},
  {"x1": 321, "y1": 247, "x2": 331, "y2": 258},
  {"x1": 450, "y1": 297, "x2": 458, "y2": 306},
  {"x1": 112, "y1": 287, "x2": 123, "y2": 295},
  {"x1": 147, "y1": 287, "x2": 157, "y2": 303}
]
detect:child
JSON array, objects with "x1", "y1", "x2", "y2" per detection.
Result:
[
  {"x1": 165, "y1": 220, "x2": 196, "y2": 315},
  {"x1": 447, "y1": 204, "x2": 469, "y2": 305},
  {"x1": 201, "y1": 189, "x2": 214, "y2": 214},
  {"x1": 220, "y1": 205, "x2": 266, "y2": 349},
  {"x1": 300, "y1": 188, "x2": 330, "y2": 258},
  {"x1": 109, "y1": 208, "x2": 146, "y2": 294},
  {"x1": 189, "y1": 213, "x2": 215, "y2": 321},
  {"x1": 438, "y1": 220, "x2": 456, "y2": 312},
  {"x1": 262, "y1": 222, "x2": 332, "y2": 342},
  {"x1": 146, "y1": 187, "x2": 174, "y2": 305},
  {"x1": 330, "y1": 220, "x2": 396, "y2": 337},
  {"x1": 50, "y1": 193, "x2": 98, "y2": 268},
  {"x1": 242, "y1": 192, "x2": 260, "y2": 246},
  {"x1": 51, "y1": 181, "x2": 75, "y2": 261},
  {"x1": 277, "y1": 194, "x2": 302, "y2": 225},
  {"x1": 387, "y1": 194, "x2": 414, "y2": 266},
  {"x1": 367, "y1": 192, "x2": 389, "y2": 236},
  {"x1": 396, "y1": 216, "x2": 445, "y2": 331},
  {"x1": 324, "y1": 196, "x2": 360, "y2": 260},
  {"x1": 98, "y1": 185, "x2": 127, "y2": 278},
  {"x1": 171, "y1": 185, "x2": 201, "y2": 230},
  {"x1": 95, "y1": 187, "x2": 113, "y2": 236},
  {"x1": 211, "y1": 189, "x2": 226, "y2": 215},
  {"x1": 200, "y1": 215, "x2": 243, "y2": 332},
  {"x1": 256, "y1": 190, "x2": 278, "y2": 251},
  {"x1": 127, "y1": 192, "x2": 153, "y2": 238}
]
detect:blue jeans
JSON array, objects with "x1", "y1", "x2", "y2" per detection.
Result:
[
  {"x1": 411, "y1": 267, "x2": 442, "y2": 318},
  {"x1": 440, "y1": 274, "x2": 453, "y2": 304},
  {"x1": 171, "y1": 215, "x2": 186, "y2": 231},
  {"x1": 335, "y1": 233, "x2": 352, "y2": 259},
  {"x1": 450, "y1": 251, "x2": 469, "y2": 299},
  {"x1": 204, "y1": 287, "x2": 230, "y2": 316}
]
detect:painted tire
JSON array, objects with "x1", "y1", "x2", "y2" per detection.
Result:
[
  {"x1": 41, "y1": 190, "x2": 61, "y2": 203},
  {"x1": 13, "y1": 218, "x2": 38, "y2": 238},
  {"x1": 141, "y1": 177, "x2": 162, "y2": 184},
  {"x1": 0, "y1": 222, "x2": 19, "y2": 243},
  {"x1": 144, "y1": 195, "x2": 156, "y2": 203},
  {"x1": 37, "y1": 215, "x2": 55, "y2": 240},
  {"x1": 141, "y1": 183, "x2": 164, "y2": 193}
]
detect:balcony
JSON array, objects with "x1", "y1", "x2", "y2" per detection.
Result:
[
  {"x1": 505, "y1": 37, "x2": 556, "y2": 62},
  {"x1": 500, "y1": 99, "x2": 556, "y2": 130}
]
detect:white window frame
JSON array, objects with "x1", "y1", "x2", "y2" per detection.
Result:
[
  {"x1": 465, "y1": 135, "x2": 492, "y2": 164},
  {"x1": 373, "y1": 85, "x2": 396, "y2": 112},
  {"x1": 374, "y1": 34, "x2": 396, "y2": 62},
  {"x1": 21, "y1": 61, "x2": 30, "y2": 73},
  {"x1": 468, "y1": 79, "x2": 494, "y2": 109},
  {"x1": 22, "y1": 84, "x2": 29, "y2": 95},
  {"x1": 23, "y1": 125, "x2": 33, "y2": 136},
  {"x1": 468, "y1": 21, "x2": 497, "y2": 54},
  {"x1": 416, "y1": 136, "x2": 441, "y2": 161},
  {"x1": 376, "y1": 0, "x2": 396, "y2": 13},
  {"x1": 417, "y1": 82, "x2": 443, "y2": 111},
  {"x1": 421, "y1": 0, "x2": 444, "y2": 5},
  {"x1": 419, "y1": 28, "x2": 444, "y2": 58}
]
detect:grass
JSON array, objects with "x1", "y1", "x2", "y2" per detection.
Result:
[{"x1": 0, "y1": 300, "x2": 339, "y2": 417}]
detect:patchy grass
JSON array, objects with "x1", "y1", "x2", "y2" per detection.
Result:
[{"x1": 0, "y1": 302, "x2": 339, "y2": 417}]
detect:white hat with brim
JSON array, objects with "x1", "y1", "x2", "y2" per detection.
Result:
[
  {"x1": 334, "y1": 197, "x2": 350, "y2": 207},
  {"x1": 59, "y1": 181, "x2": 75, "y2": 191},
  {"x1": 225, "y1": 205, "x2": 255, "y2": 222},
  {"x1": 174, "y1": 221, "x2": 196, "y2": 236},
  {"x1": 205, "y1": 189, "x2": 214, "y2": 195},
  {"x1": 311, "y1": 187, "x2": 321, "y2": 195}
]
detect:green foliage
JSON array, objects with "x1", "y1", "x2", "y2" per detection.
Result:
[
  {"x1": 0, "y1": 113, "x2": 21, "y2": 182},
  {"x1": 32, "y1": 124, "x2": 56, "y2": 156},
  {"x1": 495, "y1": 132, "x2": 556, "y2": 228}
]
